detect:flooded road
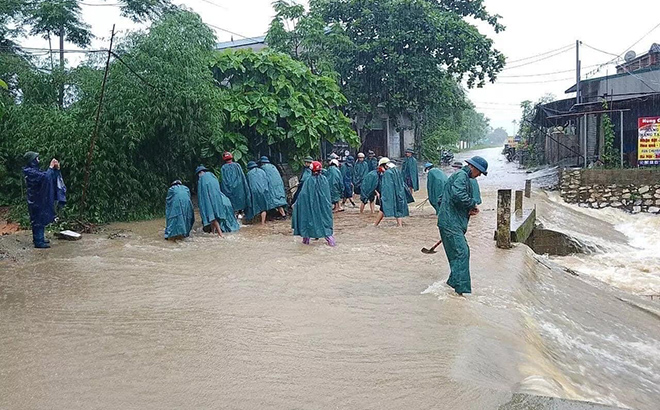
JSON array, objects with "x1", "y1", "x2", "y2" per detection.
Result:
[{"x1": 1, "y1": 148, "x2": 658, "y2": 409}]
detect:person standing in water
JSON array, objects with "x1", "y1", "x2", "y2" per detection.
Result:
[
  {"x1": 292, "y1": 161, "x2": 335, "y2": 246},
  {"x1": 164, "y1": 180, "x2": 194, "y2": 240},
  {"x1": 22, "y1": 151, "x2": 62, "y2": 249},
  {"x1": 374, "y1": 160, "x2": 409, "y2": 227},
  {"x1": 425, "y1": 162, "x2": 448, "y2": 215},
  {"x1": 220, "y1": 152, "x2": 250, "y2": 218},
  {"x1": 326, "y1": 158, "x2": 344, "y2": 212},
  {"x1": 245, "y1": 161, "x2": 271, "y2": 225},
  {"x1": 437, "y1": 156, "x2": 488, "y2": 296},
  {"x1": 401, "y1": 148, "x2": 419, "y2": 195},
  {"x1": 341, "y1": 155, "x2": 356, "y2": 208},
  {"x1": 259, "y1": 156, "x2": 288, "y2": 219},
  {"x1": 196, "y1": 165, "x2": 240, "y2": 237}
]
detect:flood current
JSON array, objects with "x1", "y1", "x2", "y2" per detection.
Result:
[{"x1": 1, "y1": 148, "x2": 658, "y2": 409}]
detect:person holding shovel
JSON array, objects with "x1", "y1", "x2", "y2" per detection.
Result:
[{"x1": 436, "y1": 156, "x2": 488, "y2": 296}]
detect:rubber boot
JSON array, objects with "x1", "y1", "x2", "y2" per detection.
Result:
[
  {"x1": 33, "y1": 226, "x2": 50, "y2": 249},
  {"x1": 325, "y1": 236, "x2": 336, "y2": 247},
  {"x1": 302, "y1": 237, "x2": 310, "y2": 245}
]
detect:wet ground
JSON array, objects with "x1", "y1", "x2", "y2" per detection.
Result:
[{"x1": 1, "y1": 148, "x2": 658, "y2": 409}]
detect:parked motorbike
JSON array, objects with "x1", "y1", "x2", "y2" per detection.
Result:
[{"x1": 440, "y1": 150, "x2": 454, "y2": 166}]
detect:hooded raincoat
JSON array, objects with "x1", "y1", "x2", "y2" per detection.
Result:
[
  {"x1": 165, "y1": 184, "x2": 194, "y2": 239},
  {"x1": 340, "y1": 162, "x2": 354, "y2": 198},
  {"x1": 292, "y1": 173, "x2": 333, "y2": 239},
  {"x1": 427, "y1": 168, "x2": 448, "y2": 215},
  {"x1": 326, "y1": 166, "x2": 343, "y2": 204},
  {"x1": 246, "y1": 167, "x2": 271, "y2": 220},
  {"x1": 23, "y1": 159, "x2": 60, "y2": 228},
  {"x1": 367, "y1": 156, "x2": 378, "y2": 172},
  {"x1": 379, "y1": 167, "x2": 410, "y2": 218},
  {"x1": 260, "y1": 162, "x2": 288, "y2": 210},
  {"x1": 220, "y1": 162, "x2": 250, "y2": 212},
  {"x1": 197, "y1": 172, "x2": 240, "y2": 233},
  {"x1": 353, "y1": 159, "x2": 370, "y2": 194},
  {"x1": 401, "y1": 155, "x2": 419, "y2": 191},
  {"x1": 360, "y1": 170, "x2": 379, "y2": 204},
  {"x1": 437, "y1": 166, "x2": 477, "y2": 294}
]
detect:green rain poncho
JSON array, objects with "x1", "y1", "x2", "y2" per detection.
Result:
[
  {"x1": 220, "y1": 162, "x2": 250, "y2": 212},
  {"x1": 471, "y1": 179, "x2": 482, "y2": 205},
  {"x1": 326, "y1": 166, "x2": 343, "y2": 204},
  {"x1": 360, "y1": 170, "x2": 379, "y2": 204},
  {"x1": 437, "y1": 166, "x2": 477, "y2": 294},
  {"x1": 292, "y1": 173, "x2": 333, "y2": 238},
  {"x1": 261, "y1": 163, "x2": 288, "y2": 210},
  {"x1": 197, "y1": 172, "x2": 240, "y2": 233},
  {"x1": 367, "y1": 157, "x2": 378, "y2": 172},
  {"x1": 340, "y1": 162, "x2": 354, "y2": 198},
  {"x1": 427, "y1": 168, "x2": 448, "y2": 215},
  {"x1": 353, "y1": 159, "x2": 370, "y2": 193},
  {"x1": 380, "y1": 167, "x2": 410, "y2": 218},
  {"x1": 246, "y1": 167, "x2": 271, "y2": 219},
  {"x1": 165, "y1": 184, "x2": 194, "y2": 239},
  {"x1": 401, "y1": 155, "x2": 419, "y2": 191}
]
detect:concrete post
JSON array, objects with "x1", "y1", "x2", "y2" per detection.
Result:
[
  {"x1": 515, "y1": 190, "x2": 523, "y2": 213},
  {"x1": 525, "y1": 179, "x2": 532, "y2": 198},
  {"x1": 497, "y1": 189, "x2": 512, "y2": 249}
]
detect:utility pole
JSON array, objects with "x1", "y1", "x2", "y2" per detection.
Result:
[
  {"x1": 576, "y1": 40, "x2": 586, "y2": 167},
  {"x1": 576, "y1": 40, "x2": 581, "y2": 104}
]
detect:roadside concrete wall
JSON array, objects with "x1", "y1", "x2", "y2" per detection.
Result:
[{"x1": 560, "y1": 168, "x2": 660, "y2": 214}]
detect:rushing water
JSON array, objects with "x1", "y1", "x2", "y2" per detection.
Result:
[{"x1": 1, "y1": 148, "x2": 658, "y2": 409}]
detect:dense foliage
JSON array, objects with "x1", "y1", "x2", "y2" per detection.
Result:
[
  {"x1": 0, "y1": 10, "x2": 357, "y2": 225},
  {"x1": 268, "y1": 0, "x2": 503, "y2": 137},
  {"x1": 211, "y1": 49, "x2": 358, "y2": 166}
]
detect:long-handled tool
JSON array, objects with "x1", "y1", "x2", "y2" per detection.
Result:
[{"x1": 421, "y1": 240, "x2": 442, "y2": 254}]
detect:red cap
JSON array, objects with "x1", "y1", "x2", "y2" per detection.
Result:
[
  {"x1": 222, "y1": 152, "x2": 233, "y2": 161},
  {"x1": 311, "y1": 161, "x2": 323, "y2": 172}
]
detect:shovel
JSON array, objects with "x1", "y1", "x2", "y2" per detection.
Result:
[{"x1": 421, "y1": 240, "x2": 442, "y2": 254}]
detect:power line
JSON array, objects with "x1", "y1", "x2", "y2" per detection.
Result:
[
  {"x1": 495, "y1": 77, "x2": 574, "y2": 85},
  {"x1": 499, "y1": 64, "x2": 601, "y2": 78},
  {"x1": 502, "y1": 46, "x2": 575, "y2": 71},
  {"x1": 581, "y1": 43, "x2": 619, "y2": 57},
  {"x1": 506, "y1": 44, "x2": 574, "y2": 64}
]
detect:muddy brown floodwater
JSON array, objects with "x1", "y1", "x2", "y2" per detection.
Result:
[{"x1": 1, "y1": 148, "x2": 658, "y2": 410}]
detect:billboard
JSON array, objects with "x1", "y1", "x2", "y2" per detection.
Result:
[{"x1": 638, "y1": 117, "x2": 660, "y2": 166}]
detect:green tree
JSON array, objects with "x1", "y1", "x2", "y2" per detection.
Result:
[
  {"x1": 268, "y1": 0, "x2": 505, "y2": 138},
  {"x1": 600, "y1": 101, "x2": 620, "y2": 168},
  {"x1": 211, "y1": 49, "x2": 359, "y2": 166}
]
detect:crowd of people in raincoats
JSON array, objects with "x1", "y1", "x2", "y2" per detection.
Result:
[{"x1": 22, "y1": 147, "x2": 487, "y2": 297}]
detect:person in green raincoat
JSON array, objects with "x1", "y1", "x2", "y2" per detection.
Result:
[
  {"x1": 359, "y1": 167, "x2": 379, "y2": 214},
  {"x1": 292, "y1": 161, "x2": 335, "y2": 247},
  {"x1": 353, "y1": 152, "x2": 370, "y2": 196},
  {"x1": 341, "y1": 156, "x2": 356, "y2": 207},
  {"x1": 366, "y1": 150, "x2": 378, "y2": 171},
  {"x1": 293, "y1": 156, "x2": 314, "y2": 204},
  {"x1": 374, "y1": 160, "x2": 409, "y2": 227},
  {"x1": 196, "y1": 165, "x2": 240, "y2": 237},
  {"x1": 437, "y1": 156, "x2": 488, "y2": 296},
  {"x1": 220, "y1": 152, "x2": 250, "y2": 216},
  {"x1": 452, "y1": 161, "x2": 482, "y2": 205},
  {"x1": 425, "y1": 162, "x2": 448, "y2": 215},
  {"x1": 165, "y1": 180, "x2": 194, "y2": 240},
  {"x1": 401, "y1": 148, "x2": 419, "y2": 194},
  {"x1": 259, "y1": 156, "x2": 287, "y2": 218},
  {"x1": 326, "y1": 159, "x2": 344, "y2": 212},
  {"x1": 245, "y1": 161, "x2": 273, "y2": 224}
]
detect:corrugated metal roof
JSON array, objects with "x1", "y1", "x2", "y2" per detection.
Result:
[
  {"x1": 215, "y1": 36, "x2": 266, "y2": 50},
  {"x1": 565, "y1": 66, "x2": 660, "y2": 93}
]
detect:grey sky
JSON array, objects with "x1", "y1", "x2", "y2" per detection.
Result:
[{"x1": 21, "y1": 0, "x2": 660, "y2": 134}]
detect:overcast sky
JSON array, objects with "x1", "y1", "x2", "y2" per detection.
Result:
[{"x1": 21, "y1": 0, "x2": 660, "y2": 134}]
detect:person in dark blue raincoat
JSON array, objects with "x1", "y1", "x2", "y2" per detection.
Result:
[
  {"x1": 401, "y1": 148, "x2": 419, "y2": 194},
  {"x1": 437, "y1": 156, "x2": 488, "y2": 296},
  {"x1": 292, "y1": 161, "x2": 335, "y2": 246},
  {"x1": 220, "y1": 152, "x2": 250, "y2": 217},
  {"x1": 425, "y1": 162, "x2": 448, "y2": 215},
  {"x1": 196, "y1": 165, "x2": 240, "y2": 237},
  {"x1": 245, "y1": 161, "x2": 272, "y2": 225},
  {"x1": 22, "y1": 152, "x2": 63, "y2": 248},
  {"x1": 374, "y1": 160, "x2": 409, "y2": 227},
  {"x1": 341, "y1": 156, "x2": 356, "y2": 207},
  {"x1": 259, "y1": 156, "x2": 288, "y2": 218},
  {"x1": 164, "y1": 180, "x2": 194, "y2": 240}
]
